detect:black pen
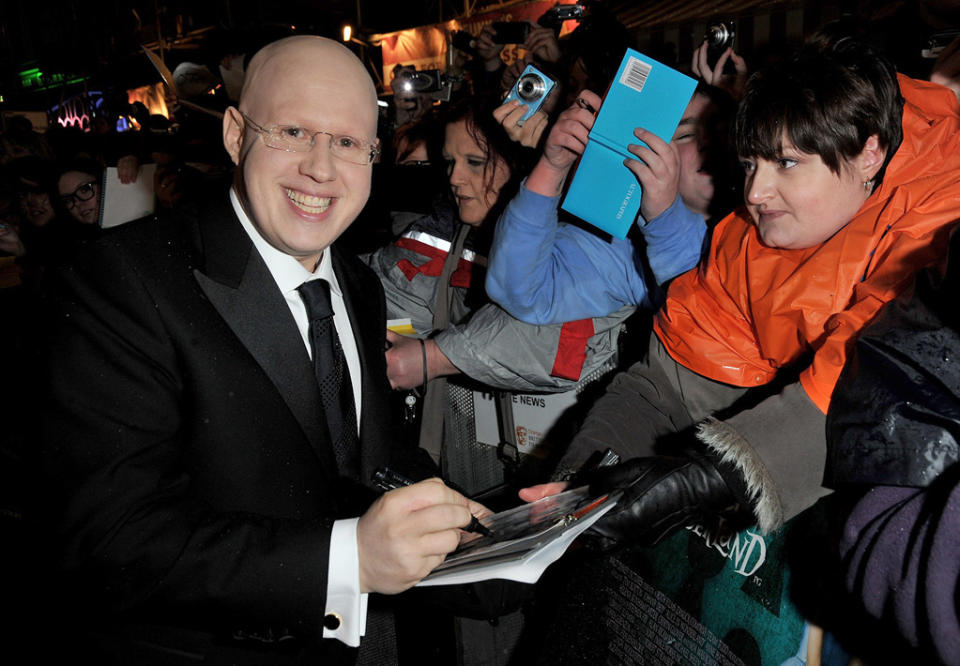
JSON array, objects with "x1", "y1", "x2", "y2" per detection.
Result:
[
  {"x1": 576, "y1": 96, "x2": 597, "y2": 115},
  {"x1": 372, "y1": 467, "x2": 494, "y2": 537}
]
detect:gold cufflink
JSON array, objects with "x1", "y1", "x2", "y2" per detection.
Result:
[{"x1": 323, "y1": 612, "x2": 342, "y2": 631}]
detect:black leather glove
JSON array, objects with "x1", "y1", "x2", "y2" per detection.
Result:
[{"x1": 586, "y1": 447, "x2": 752, "y2": 547}]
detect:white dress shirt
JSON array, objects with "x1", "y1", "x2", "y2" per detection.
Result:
[{"x1": 231, "y1": 189, "x2": 368, "y2": 646}]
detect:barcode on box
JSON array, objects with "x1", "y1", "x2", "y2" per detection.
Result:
[{"x1": 619, "y1": 57, "x2": 652, "y2": 93}]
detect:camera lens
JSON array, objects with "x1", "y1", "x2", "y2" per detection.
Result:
[
  {"x1": 516, "y1": 73, "x2": 546, "y2": 103},
  {"x1": 410, "y1": 72, "x2": 431, "y2": 92},
  {"x1": 705, "y1": 23, "x2": 734, "y2": 50}
]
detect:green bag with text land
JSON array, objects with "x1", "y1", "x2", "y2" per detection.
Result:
[{"x1": 528, "y1": 513, "x2": 818, "y2": 665}]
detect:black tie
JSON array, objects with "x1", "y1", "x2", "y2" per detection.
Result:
[{"x1": 297, "y1": 279, "x2": 359, "y2": 477}]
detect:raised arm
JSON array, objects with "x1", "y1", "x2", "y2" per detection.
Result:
[
  {"x1": 487, "y1": 90, "x2": 706, "y2": 324},
  {"x1": 486, "y1": 184, "x2": 650, "y2": 324}
]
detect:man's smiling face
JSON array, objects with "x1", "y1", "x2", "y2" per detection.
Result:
[{"x1": 223, "y1": 38, "x2": 378, "y2": 270}]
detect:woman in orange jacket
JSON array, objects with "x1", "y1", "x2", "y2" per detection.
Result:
[{"x1": 523, "y1": 28, "x2": 960, "y2": 543}]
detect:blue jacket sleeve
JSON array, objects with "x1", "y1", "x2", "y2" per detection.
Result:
[
  {"x1": 486, "y1": 183, "x2": 654, "y2": 325},
  {"x1": 639, "y1": 195, "x2": 708, "y2": 286},
  {"x1": 486, "y1": 184, "x2": 706, "y2": 325}
]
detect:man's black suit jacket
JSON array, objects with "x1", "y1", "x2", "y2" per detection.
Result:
[{"x1": 41, "y1": 195, "x2": 429, "y2": 663}]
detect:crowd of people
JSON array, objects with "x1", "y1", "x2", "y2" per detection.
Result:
[{"x1": 2, "y1": 2, "x2": 960, "y2": 665}]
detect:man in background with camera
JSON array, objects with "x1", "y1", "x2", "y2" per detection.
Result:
[{"x1": 41, "y1": 35, "x2": 484, "y2": 665}]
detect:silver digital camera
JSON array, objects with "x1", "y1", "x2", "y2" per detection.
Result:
[
  {"x1": 704, "y1": 20, "x2": 736, "y2": 68},
  {"x1": 503, "y1": 64, "x2": 557, "y2": 126},
  {"x1": 705, "y1": 20, "x2": 736, "y2": 52}
]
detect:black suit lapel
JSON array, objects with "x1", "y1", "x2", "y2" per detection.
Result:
[{"x1": 192, "y1": 200, "x2": 338, "y2": 473}]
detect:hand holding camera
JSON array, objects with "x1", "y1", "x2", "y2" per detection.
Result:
[
  {"x1": 475, "y1": 25, "x2": 505, "y2": 72},
  {"x1": 494, "y1": 98, "x2": 549, "y2": 148},
  {"x1": 692, "y1": 26, "x2": 748, "y2": 101},
  {"x1": 502, "y1": 63, "x2": 557, "y2": 125},
  {"x1": 496, "y1": 62, "x2": 558, "y2": 147},
  {"x1": 522, "y1": 23, "x2": 563, "y2": 64}
]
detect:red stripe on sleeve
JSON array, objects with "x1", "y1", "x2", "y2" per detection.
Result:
[
  {"x1": 393, "y1": 237, "x2": 475, "y2": 287},
  {"x1": 550, "y1": 318, "x2": 595, "y2": 381}
]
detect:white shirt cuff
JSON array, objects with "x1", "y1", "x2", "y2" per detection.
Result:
[{"x1": 323, "y1": 517, "x2": 368, "y2": 647}]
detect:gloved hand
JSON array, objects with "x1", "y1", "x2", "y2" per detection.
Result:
[{"x1": 586, "y1": 447, "x2": 752, "y2": 547}]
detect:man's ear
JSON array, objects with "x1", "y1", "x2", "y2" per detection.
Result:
[
  {"x1": 857, "y1": 134, "x2": 887, "y2": 183},
  {"x1": 223, "y1": 107, "x2": 245, "y2": 166}
]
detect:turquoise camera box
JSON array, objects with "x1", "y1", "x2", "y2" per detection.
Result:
[{"x1": 560, "y1": 49, "x2": 696, "y2": 238}]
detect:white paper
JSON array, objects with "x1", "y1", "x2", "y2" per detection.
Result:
[
  {"x1": 416, "y1": 493, "x2": 618, "y2": 587},
  {"x1": 99, "y1": 164, "x2": 157, "y2": 229}
]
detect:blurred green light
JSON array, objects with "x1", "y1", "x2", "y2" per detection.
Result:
[
  {"x1": 19, "y1": 68, "x2": 43, "y2": 87},
  {"x1": 17, "y1": 67, "x2": 85, "y2": 91}
]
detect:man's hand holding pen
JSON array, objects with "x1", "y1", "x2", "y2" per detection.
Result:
[
  {"x1": 373, "y1": 467, "x2": 493, "y2": 537},
  {"x1": 357, "y1": 476, "x2": 492, "y2": 594}
]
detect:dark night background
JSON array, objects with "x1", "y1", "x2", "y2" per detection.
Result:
[
  {"x1": 2, "y1": 1, "x2": 958, "y2": 114},
  {"x1": 0, "y1": 0, "x2": 468, "y2": 109}
]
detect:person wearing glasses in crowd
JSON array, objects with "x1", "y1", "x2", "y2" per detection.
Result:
[
  {"x1": 56, "y1": 158, "x2": 102, "y2": 226},
  {"x1": 1, "y1": 158, "x2": 101, "y2": 286},
  {"x1": 41, "y1": 35, "x2": 489, "y2": 665}
]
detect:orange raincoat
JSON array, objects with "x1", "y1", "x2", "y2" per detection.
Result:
[{"x1": 655, "y1": 75, "x2": 960, "y2": 414}]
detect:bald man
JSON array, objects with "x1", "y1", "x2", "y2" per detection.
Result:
[{"x1": 42, "y1": 36, "x2": 481, "y2": 664}]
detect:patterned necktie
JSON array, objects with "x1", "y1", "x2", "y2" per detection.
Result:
[{"x1": 297, "y1": 279, "x2": 359, "y2": 477}]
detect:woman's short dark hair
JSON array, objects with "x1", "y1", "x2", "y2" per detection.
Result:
[{"x1": 735, "y1": 29, "x2": 903, "y2": 188}]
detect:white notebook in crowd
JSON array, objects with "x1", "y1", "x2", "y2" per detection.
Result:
[{"x1": 98, "y1": 164, "x2": 157, "y2": 229}]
